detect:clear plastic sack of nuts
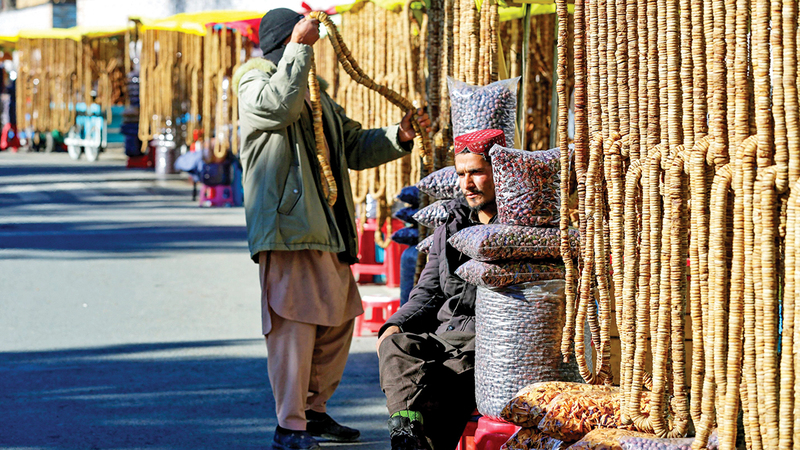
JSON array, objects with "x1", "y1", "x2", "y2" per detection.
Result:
[
  {"x1": 448, "y1": 76, "x2": 520, "y2": 146},
  {"x1": 456, "y1": 259, "x2": 566, "y2": 288},
  {"x1": 475, "y1": 281, "x2": 582, "y2": 419},
  {"x1": 448, "y1": 225, "x2": 580, "y2": 262},
  {"x1": 417, "y1": 235, "x2": 435, "y2": 254},
  {"x1": 501, "y1": 382, "x2": 597, "y2": 428},
  {"x1": 619, "y1": 431, "x2": 720, "y2": 450},
  {"x1": 416, "y1": 166, "x2": 462, "y2": 200},
  {"x1": 489, "y1": 145, "x2": 562, "y2": 227},
  {"x1": 413, "y1": 200, "x2": 450, "y2": 229},
  {"x1": 501, "y1": 428, "x2": 569, "y2": 450}
]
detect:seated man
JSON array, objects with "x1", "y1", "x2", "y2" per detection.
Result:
[{"x1": 376, "y1": 129, "x2": 505, "y2": 450}]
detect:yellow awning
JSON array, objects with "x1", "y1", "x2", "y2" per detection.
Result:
[
  {"x1": 16, "y1": 25, "x2": 129, "y2": 42},
  {"x1": 140, "y1": 10, "x2": 264, "y2": 36},
  {"x1": 18, "y1": 27, "x2": 84, "y2": 41}
]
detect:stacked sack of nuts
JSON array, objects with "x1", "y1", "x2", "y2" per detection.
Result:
[
  {"x1": 410, "y1": 76, "x2": 522, "y2": 255},
  {"x1": 437, "y1": 129, "x2": 582, "y2": 425},
  {"x1": 499, "y1": 381, "x2": 720, "y2": 450},
  {"x1": 411, "y1": 165, "x2": 463, "y2": 254}
]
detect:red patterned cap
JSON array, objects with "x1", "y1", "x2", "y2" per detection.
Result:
[{"x1": 454, "y1": 129, "x2": 506, "y2": 156}]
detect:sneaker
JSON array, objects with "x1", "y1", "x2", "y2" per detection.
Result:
[
  {"x1": 305, "y1": 410, "x2": 361, "y2": 442},
  {"x1": 388, "y1": 415, "x2": 429, "y2": 450},
  {"x1": 272, "y1": 426, "x2": 321, "y2": 450}
]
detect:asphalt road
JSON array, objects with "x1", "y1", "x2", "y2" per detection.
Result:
[{"x1": 0, "y1": 150, "x2": 396, "y2": 450}]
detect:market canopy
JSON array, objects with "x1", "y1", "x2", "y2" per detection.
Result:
[
  {"x1": 16, "y1": 25, "x2": 129, "y2": 42},
  {"x1": 140, "y1": 10, "x2": 264, "y2": 37}
]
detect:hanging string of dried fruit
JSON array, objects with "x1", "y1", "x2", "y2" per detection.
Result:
[{"x1": 561, "y1": 0, "x2": 800, "y2": 443}]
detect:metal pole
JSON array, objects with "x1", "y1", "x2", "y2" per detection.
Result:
[
  {"x1": 549, "y1": 12, "x2": 559, "y2": 148},
  {"x1": 518, "y1": 3, "x2": 532, "y2": 150}
]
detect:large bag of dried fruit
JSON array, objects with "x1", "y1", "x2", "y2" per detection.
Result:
[
  {"x1": 416, "y1": 166, "x2": 461, "y2": 200},
  {"x1": 501, "y1": 382, "x2": 598, "y2": 428},
  {"x1": 501, "y1": 428, "x2": 568, "y2": 450},
  {"x1": 489, "y1": 145, "x2": 562, "y2": 227},
  {"x1": 413, "y1": 200, "x2": 450, "y2": 229},
  {"x1": 538, "y1": 388, "x2": 625, "y2": 442},
  {"x1": 537, "y1": 387, "x2": 664, "y2": 442},
  {"x1": 475, "y1": 281, "x2": 581, "y2": 419},
  {"x1": 448, "y1": 225, "x2": 580, "y2": 262},
  {"x1": 448, "y1": 76, "x2": 520, "y2": 146},
  {"x1": 456, "y1": 259, "x2": 566, "y2": 288}
]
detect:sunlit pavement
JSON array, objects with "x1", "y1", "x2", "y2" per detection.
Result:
[{"x1": 0, "y1": 149, "x2": 396, "y2": 449}]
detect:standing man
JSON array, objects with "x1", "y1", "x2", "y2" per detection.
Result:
[
  {"x1": 233, "y1": 8, "x2": 431, "y2": 450},
  {"x1": 377, "y1": 130, "x2": 504, "y2": 450}
]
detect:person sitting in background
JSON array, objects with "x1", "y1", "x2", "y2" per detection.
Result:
[{"x1": 376, "y1": 129, "x2": 505, "y2": 450}]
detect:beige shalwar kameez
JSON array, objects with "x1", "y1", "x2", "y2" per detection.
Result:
[{"x1": 259, "y1": 250, "x2": 363, "y2": 430}]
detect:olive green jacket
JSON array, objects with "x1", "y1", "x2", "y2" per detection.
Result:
[{"x1": 233, "y1": 43, "x2": 411, "y2": 262}]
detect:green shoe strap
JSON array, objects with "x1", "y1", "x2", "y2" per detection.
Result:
[{"x1": 392, "y1": 410, "x2": 424, "y2": 425}]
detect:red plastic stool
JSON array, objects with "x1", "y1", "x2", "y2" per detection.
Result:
[
  {"x1": 127, "y1": 150, "x2": 155, "y2": 169},
  {"x1": 473, "y1": 416, "x2": 520, "y2": 450},
  {"x1": 199, "y1": 184, "x2": 234, "y2": 207},
  {"x1": 456, "y1": 411, "x2": 481, "y2": 450},
  {"x1": 351, "y1": 218, "x2": 406, "y2": 287},
  {"x1": 353, "y1": 296, "x2": 400, "y2": 336}
]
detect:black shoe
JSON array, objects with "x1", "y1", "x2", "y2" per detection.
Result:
[
  {"x1": 305, "y1": 410, "x2": 361, "y2": 442},
  {"x1": 388, "y1": 415, "x2": 429, "y2": 450},
  {"x1": 272, "y1": 426, "x2": 321, "y2": 450}
]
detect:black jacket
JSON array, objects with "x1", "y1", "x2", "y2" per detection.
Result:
[{"x1": 381, "y1": 197, "x2": 478, "y2": 336}]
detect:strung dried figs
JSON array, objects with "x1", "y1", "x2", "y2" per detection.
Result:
[
  {"x1": 417, "y1": 235, "x2": 435, "y2": 254},
  {"x1": 416, "y1": 166, "x2": 462, "y2": 200},
  {"x1": 456, "y1": 259, "x2": 566, "y2": 288},
  {"x1": 490, "y1": 145, "x2": 562, "y2": 227},
  {"x1": 391, "y1": 227, "x2": 419, "y2": 246},
  {"x1": 448, "y1": 76, "x2": 520, "y2": 146},
  {"x1": 413, "y1": 200, "x2": 450, "y2": 229},
  {"x1": 448, "y1": 225, "x2": 580, "y2": 262}
]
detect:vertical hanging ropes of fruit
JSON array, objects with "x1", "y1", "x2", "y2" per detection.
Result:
[
  {"x1": 308, "y1": 55, "x2": 337, "y2": 207},
  {"x1": 646, "y1": 0, "x2": 659, "y2": 148},
  {"x1": 666, "y1": 0, "x2": 680, "y2": 148},
  {"x1": 310, "y1": 11, "x2": 433, "y2": 173},
  {"x1": 562, "y1": 0, "x2": 587, "y2": 360},
  {"x1": 557, "y1": 0, "x2": 578, "y2": 368}
]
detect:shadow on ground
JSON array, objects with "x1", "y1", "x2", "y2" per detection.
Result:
[
  {"x1": 0, "y1": 340, "x2": 386, "y2": 449},
  {"x1": 0, "y1": 221, "x2": 248, "y2": 256}
]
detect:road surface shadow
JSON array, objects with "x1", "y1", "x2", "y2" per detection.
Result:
[
  {"x1": 0, "y1": 340, "x2": 387, "y2": 449},
  {"x1": 0, "y1": 222, "x2": 248, "y2": 257}
]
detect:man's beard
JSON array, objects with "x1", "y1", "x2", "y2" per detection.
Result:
[{"x1": 466, "y1": 188, "x2": 496, "y2": 212}]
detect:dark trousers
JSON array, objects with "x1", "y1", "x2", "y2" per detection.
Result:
[{"x1": 379, "y1": 331, "x2": 477, "y2": 450}]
